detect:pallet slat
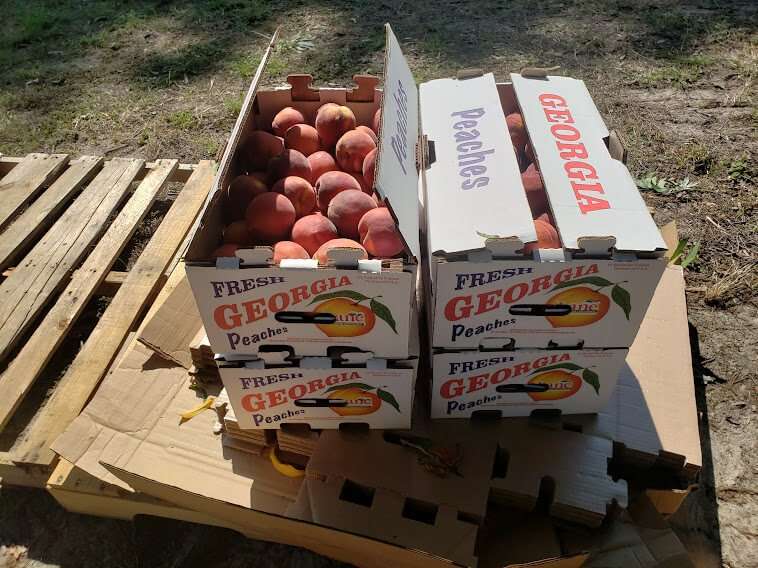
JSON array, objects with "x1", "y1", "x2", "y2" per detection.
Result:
[
  {"x1": 0, "y1": 158, "x2": 145, "y2": 362},
  {"x1": 11, "y1": 161, "x2": 214, "y2": 466},
  {"x1": 0, "y1": 160, "x2": 178, "y2": 432},
  {"x1": 0, "y1": 153, "x2": 69, "y2": 230},
  {"x1": 0, "y1": 156, "x2": 104, "y2": 272}
]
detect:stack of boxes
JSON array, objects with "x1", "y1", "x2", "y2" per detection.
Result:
[{"x1": 186, "y1": 25, "x2": 667, "y2": 429}]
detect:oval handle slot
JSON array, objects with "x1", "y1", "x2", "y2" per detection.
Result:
[
  {"x1": 509, "y1": 304, "x2": 571, "y2": 317},
  {"x1": 275, "y1": 311, "x2": 337, "y2": 324},
  {"x1": 496, "y1": 383, "x2": 549, "y2": 394},
  {"x1": 294, "y1": 398, "x2": 348, "y2": 408}
]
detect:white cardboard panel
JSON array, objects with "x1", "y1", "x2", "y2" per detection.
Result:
[
  {"x1": 510, "y1": 73, "x2": 666, "y2": 253},
  {"x1": 431, "y1": 348, "x2": 626, "y2": 418},
  {"x1": 186, "y1": 265, "x2": 413, "y2": 358},
  {"x1": 432, "y1": 257, "x2": 667, "y2": 349},
  {"x1": 218, "y1": 364, "x2": 415, "y2": 429},
  {"x1": 375, "y1": 24, "x2": 421, "y2": 261},
  {"x1": 420, "y1": 73, "x2": 536, "y2": 255}
]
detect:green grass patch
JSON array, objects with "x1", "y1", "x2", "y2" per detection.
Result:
[{"x1": 167, "y1": 110, "x2": 197, "y2": 130}]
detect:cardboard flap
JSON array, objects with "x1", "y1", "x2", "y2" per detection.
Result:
[
  {"x1": 420, "y1": 73, "x2": 536, "y2": 256},
  {"x1": 374, "y1": 24, "x2": 420, "y2": 261},
  {"x1": 511, "y1": 73, "x2": 666, "y2": 254}
]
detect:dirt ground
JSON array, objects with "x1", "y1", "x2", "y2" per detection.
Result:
[{"x1": 1, "y1": 1, "x2": 756, "y2": 567}]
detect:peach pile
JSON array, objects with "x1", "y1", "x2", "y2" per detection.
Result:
[
  {"x1": 504, "y1": 111, "x2": 562, "y2": 255},
  {"x1": 212, "y1": 104, "x2": 402, "y2": 265}
]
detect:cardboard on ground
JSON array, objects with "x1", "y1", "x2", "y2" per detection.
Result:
[{"x1": 51, "y1": 263, "x2": 700, "y2": 566}]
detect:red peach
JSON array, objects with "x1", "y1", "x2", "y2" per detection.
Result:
[
  {"x1": 313, "y1": 238, "x2": 367, "y2": 265},
  {"x1": 521, "y1": 164, "x2": 548, "y2": 217},
  {"x1": 245, "y1": 192, "x2": 296, "y2": 244},
  {"x1": 239, "y1": 131, "x2": 284, "y2": 172},
  {"x1": 371, "y1": 192, "x2": 385, "y2": 207},
  {"x1": 272, "y1": 107, "x2": 305, "y2": 137},
  {"x1": 523, "y1": 219, "x2": 561, "y2": 254},
  {"x1": 524, "y1": 142, "x2": 535, "y2": 163},
  {"x1": 327, "y1": 189, "x2": 377, "y2": 240},
  {"x1": 307, "y1": 151, "x2": 338, "y2": 182},
  {"x1": 356, "y1": 125, "x2": 377, "y2": 144},
  {"x1": 211, "y1": 243, "x2": 240, "y2": 259},
  {"x1": 291, "y1": 214, "x2": 339, "y2": 255},
  {"x1": 223, "y1": 220, "x2": 251, "y2": 245},
  {"x1": 362, "y1": 147, "x2": 377, "y2": 190},
  {"x1": 506, "y1": 113, "x2": 528, "y2": 150},
  {"x1": 358, "y1": 207, "x2": 403, "y2": 258},
  {"x1": 315, "y1": 104, "x2": 356, "y2": 148},
  {"x1": 267, "y1": 149, "x2": 311, "y2": 185},
  {"x1": 272, "y1": 241, "x2": 310, "y2": 264},
  {"x1": 372, "y1": 108, "x2": 381, "y2": 135},
  {"x1": 314, "y1": 170, "x2": 362, "y2": 212},
  {"x1": 272, "y1": 176, "x2": 316, "y2": 218},
  {"x1": 336, "y1": 130, "x2": 376, "y2": 172},
  {"x1": 284, "y1": 124, "x2": 321, "y2": 156},
  {"x1": 226, "y1": 175, "x2": 268, "y2": 221}
]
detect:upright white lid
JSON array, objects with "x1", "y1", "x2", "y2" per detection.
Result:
[
  {"x1": 374, "y1": 24, "x2": 421, "y2": 261},
  {"x1": 511, "y1": 73, "x2": 667, "y2": 254},
  {"x1": 420, "y1": 72, "x2": 536, "y2": 256}
]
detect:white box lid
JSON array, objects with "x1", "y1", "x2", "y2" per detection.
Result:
[
  {"x1": 511, "y1": 73, "x2": 667, "y2": 254},
  {"x1": 420, "y1": 73, "x2": 536, "y2": 257}
]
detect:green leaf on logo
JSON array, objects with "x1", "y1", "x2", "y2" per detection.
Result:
[
  {"x1": 611, "y1": 285, "x2": 632, "y2": 320},
  {"x1": 308, "y1": 290, "x2": 369, "y2": 305},
  {"x1": 377, "y1": 388, "x2": 401, "y2": 412},
  {"x1": 323, "y1": 382, "x2": 375, "y2": 393},
  {"x1": 370, "y1": 298, "x2": 398, "y2": 334},
  {"x1": 582, "y1": 369, "x2": 600, "y2": 395},
  {"x1": 529, "y1": 362, "x2": 583, "y2": 375},
  {"x1": 551, "y1": 276, "x2": 614, "y2": 291}
]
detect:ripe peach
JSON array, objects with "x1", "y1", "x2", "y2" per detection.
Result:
[
  {"x1": 336, "y1": 130, "x2": 376, "y2": 173},
  {"x1": 372, "y1": 108, "x2": 381, "y2": 135},
  {"x1": 506, "y1": 113, "x2": 528, "y2": 150},
  {"x1": 315, "y1": 103, "x2": 356, "y2": 148},
  {"x1": 356, "y1": 125, "x2": 377, "y2": 144},
  {"x1": 313, "y1": 238, "x2": 367, "y2": 265},
  {"x1": 226, "y1": 175, "x2": 268, "y2": 220},
  {"x1": 272, "y1": 176, "x2": 316, "y2": 218},
  {"x1": 267, "y1": 149, "x2": 311, "y2": 185},
  {"x1": 211, "y1": 243, "x2": 239, "y2": 259},
  {"x1": 245, "y1": 192, "x2": 296, "y2": 244},
  {"x1": 362, "y1": 147, "x2": 377, "y2": 190},
  {"x1": 372, "y1": 192, "x2": 385, "y2": 207},
  {"x1": 284, "y1": 124, "x2": 321, "y2": 156},
  {"x1": 524, "y1": 142, "x2": 535, "y2": 164},
  {"x1": 314, "y1": 170, "x2": 362, "y2": 212},
  {"x1": 307, "y1": 151, "x2": 338, "y2": 182},
  {"x1": 521, "y1": 164, "x2": 548, "y2": 217},
  {"x1": 239, "y1": 131, "x2": 284, "y2": 172},
  {"x1": 272, "y1": 107, "x2": 305, "y2": 137},
  {"x1": 272, "y1": 240, "x2": 310, "y2": 264},
  {"x1": 348, "y1": 172, "x2": 372, "y2": 195},
  {"x1": 523, "y1": 219, "x2": 561, "y2": 254},
  {"x1": 546, "y1": 286, "x2": 610, "y2": 328},
  {"x1": 291, "y1": 213, "x2": 339, "y2": 256},
  {"x1": 358, "y1": 207, "x2": 403, "y2": 258},
  {"x1": 249, "y1": 171, "x2": 269, "y2": 186},
  {"x1": 327, "y1": 189, "x2": 377, "y2": 239},
  {"x1": 223, "y1": 220, "x2": 251, "y2": 245},
  {"x1": 536, "y1": 211, "x2": 553, "y2": 225}
]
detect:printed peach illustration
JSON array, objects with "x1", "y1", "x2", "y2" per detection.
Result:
[
  {"x1": 546, "y1": 286, "x2": 610, "y2": 327},
  {"x1": 527, "y1": 370, "x2": 582, "y2": 401},
  {"x1": 314, "y1": 297, "x2": 376, "y2": 337},
  {"x1": 328, "y1": 387, "x2": 381, "y2": 416}
]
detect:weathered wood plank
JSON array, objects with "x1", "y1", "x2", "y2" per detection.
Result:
[
  {"x1": 0, "y1": 158, "x2": 144, "y2": 363},
  {"x1": 3, "y1": 269, "x2": 132, "y2": 296},
  {"x1": 0, "y1": 452, "x2": 50, "y2": 488},
  {"x1": 0, "y1": 157, "x2": 24, "y2": 177},
  {"x1": 11, "y1": 161, "x2": 213, "y2": 466},
  {"x1": 0, "y1": 160, "x2": 178, "y2": 433},
  {"x1": 0, "y1": 156, "x2": 104, "y2": 272},
  {"x1": 0, "y1": 153, "x2": 69, "y2": 230}
]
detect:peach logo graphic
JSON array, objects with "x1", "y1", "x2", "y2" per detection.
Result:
[
  {"x1": 324, "y1": 383, "x2": 400, "y2": 416},
  {"x1": 527, "y1": 362, "x2": 599, "y2": 401},
  {"x1": 546, "y1": 276, "x2": 631, "y2": 328},
  {"x1": 310, "y1": 291, "x2": 397, "y2": 338}
]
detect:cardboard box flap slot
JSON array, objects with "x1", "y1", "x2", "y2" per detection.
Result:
[
  {"x1": 510, "y1": 73, "x2": 667, "y2": 255},
  {"x1": 420, "y1": 72, "x2": 537, "y2": 257}
]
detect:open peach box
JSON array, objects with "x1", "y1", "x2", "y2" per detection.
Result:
[
  {"x1": 421, "y1": 72, "x2": 668, "y2": 352},
  {"x1": 185, "y1": 26, "x2": 420, "y2": 361}
]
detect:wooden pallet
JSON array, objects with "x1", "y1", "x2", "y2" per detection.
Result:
[{"x1": 0, "y1": 153, "x2": 214, "y2": 488}]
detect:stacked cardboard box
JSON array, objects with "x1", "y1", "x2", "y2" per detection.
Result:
[
  {"x1": 184, "y1": 29, "x2": 423, "y2": 429},
  {"x1": 420, "y1": 70, "x2": 668, "y2": 418}
]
